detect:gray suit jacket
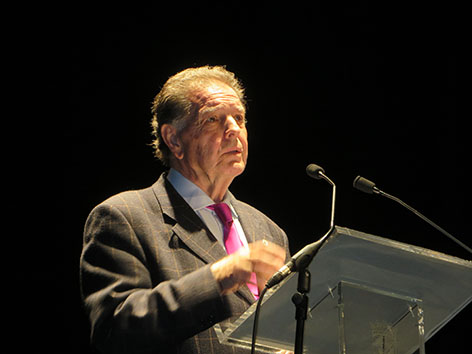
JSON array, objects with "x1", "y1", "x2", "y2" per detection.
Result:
[{"x1": 80, "y1": 173, "x2": 290, "y2": 354}]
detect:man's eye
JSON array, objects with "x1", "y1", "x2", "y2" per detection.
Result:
[
  {"x1": 236, "y1": 115, "x2": 244, "y2": 121},
  {"x1": 235, "y1": 115, "x2": 247, "y2": 125},
  {"x1": 207, "y1": 116, "x2": 218, "y2": 123}
]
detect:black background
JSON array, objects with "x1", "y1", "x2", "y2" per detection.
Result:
[{"x1": 56, "y1": 1, "x2": 469, "y2": 353}]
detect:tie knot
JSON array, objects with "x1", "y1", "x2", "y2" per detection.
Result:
[{"x1": 207, "y1": 203, "x2": 233, "y2": 226}]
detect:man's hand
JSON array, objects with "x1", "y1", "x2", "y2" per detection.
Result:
[{"x1": 210, "y1": 240, "x2": 286, "y2": 295}]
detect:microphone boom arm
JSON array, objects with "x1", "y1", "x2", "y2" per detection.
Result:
[
  {"x1": 319, "y1": 170, "x2": 336, "y2": 230},
  {"x1": 376, "y1": 188, "x2": 472, "y2": 255},
  {"x1": 354, "y1": 175, "x2": 472, "y2": 255}
]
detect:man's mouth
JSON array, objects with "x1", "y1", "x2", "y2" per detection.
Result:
[{"x1": 224, "y1": 147, "x2": 243, "y2": 154}]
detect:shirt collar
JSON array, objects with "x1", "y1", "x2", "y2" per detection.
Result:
[{"x1": 167, "y1": 168, "x2": 238, "y2": 217}]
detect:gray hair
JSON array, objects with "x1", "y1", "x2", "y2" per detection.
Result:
[{"x1": 150, "y1": 65, "x2": 246, "y2": 166}]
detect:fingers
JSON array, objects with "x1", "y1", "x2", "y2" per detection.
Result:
[
  {"x1": 247, "y1": 240, "x2": 286, "y2": 290},
  {"x1": 210, "y1": 240, "x2": 286, "y2": 295},
  {"x1": 248, "y1": 240, "x2": 286, "y2": 273},
  {"x1": 210, "y1": 249, "x2": 256, "y2": 294}
]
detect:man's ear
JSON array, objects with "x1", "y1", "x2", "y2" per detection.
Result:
[{"x1": 160, "y1": 124, "x2": 184, "y2": 160}]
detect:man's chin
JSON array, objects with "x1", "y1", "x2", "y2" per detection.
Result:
[{"x1": 223, "y1": 162, "x2": 246, "y2": 178}]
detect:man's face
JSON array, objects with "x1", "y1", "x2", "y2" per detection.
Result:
[{"x1": 178, "y1": 82, "x2": 248, "y2": 182}]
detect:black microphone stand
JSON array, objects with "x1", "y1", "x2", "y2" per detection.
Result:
[
  {"x1": 292, "y1": 268, "x2": 310, "y2": 353},
  {"x1": 291, "y1": 227, "x2": 334, "y2": 354}
]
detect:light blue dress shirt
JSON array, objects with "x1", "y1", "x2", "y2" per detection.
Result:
[{"x1": 166, "y1": 168, "x2": 249, "y2": 251}]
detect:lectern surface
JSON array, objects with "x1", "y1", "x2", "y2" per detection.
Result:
[{"x1": 216, "y1": 227, "x2": 472, "y2": 353}]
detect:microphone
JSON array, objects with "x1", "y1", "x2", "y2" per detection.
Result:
[
  {"x1": 353, "y1": 176, "x2": 379, "y2": 194},
  {"x1": 353, "y1": 175, "x2": 472, "y2": 255},
  {"x1": 266, "y1": 164, "x2": 336, "y2": 289},
  {"x1": 306, "y1": 164, "x2": 325, "y2": 180}
]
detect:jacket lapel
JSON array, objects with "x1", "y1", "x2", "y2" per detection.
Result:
[
  {"x1": 231, "y1": 195, "x2": 264, "y2": 245},
  {"x1": 152, "y1": 174, "x2": 227, "y2": 265}
]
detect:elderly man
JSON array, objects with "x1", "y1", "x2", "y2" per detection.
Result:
[{"x1": 80, "y1": 66, "x2": 290, "y2": 354}]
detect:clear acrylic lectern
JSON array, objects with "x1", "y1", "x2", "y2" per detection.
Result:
[{"x1": 214, "y1": 226, "x2": 472, "y2": 353}]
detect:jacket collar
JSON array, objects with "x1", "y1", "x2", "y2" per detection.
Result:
[{"x1": 152, "y1": 173, "x2": 227, "y2": 263}]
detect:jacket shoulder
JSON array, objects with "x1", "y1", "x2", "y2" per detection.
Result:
[
  {"x1": 91, "y1": 175, "x2": 166, "y2": 215},
  {"x1": 233, "y1": 199, "x2": 279, "y2": 227},
  {"x1": 85, "y1": 177, "x2": 166, "y2": 230},
  {"x1": 94, "y1": 186, "x2": 155, "y2": 213}
]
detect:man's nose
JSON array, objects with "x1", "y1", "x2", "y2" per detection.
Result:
[{"x1": 225, "y1": 115, "x2": 241, "y2": 138}]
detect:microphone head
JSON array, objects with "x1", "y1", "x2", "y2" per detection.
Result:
[
  {"x1": 353, "y1": 176, "x2": 377, "y2": 194},
  {"x1": 306, "y1": 164, "x2": 325, "y2": 180}
]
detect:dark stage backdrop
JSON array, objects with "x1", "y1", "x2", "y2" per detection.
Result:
[{"x1": 57, "y1": 2, "x2": 468, "y2": 353}]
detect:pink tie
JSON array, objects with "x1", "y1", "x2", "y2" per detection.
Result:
[{"x1": 207, "y1": 203, "x2": 259, "y2": 299}]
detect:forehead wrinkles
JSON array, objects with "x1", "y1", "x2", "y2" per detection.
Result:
[
  {"x1": 199, "y1": 101, "x2": 245, "y2": 118},
  {"x1": 192, "y1": 84, "x2": 245, "y2": 113}
]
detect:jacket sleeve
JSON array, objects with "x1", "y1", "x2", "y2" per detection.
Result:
[{"x1": 80, "y1": 202, "x2": 231, "y2": 354}]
